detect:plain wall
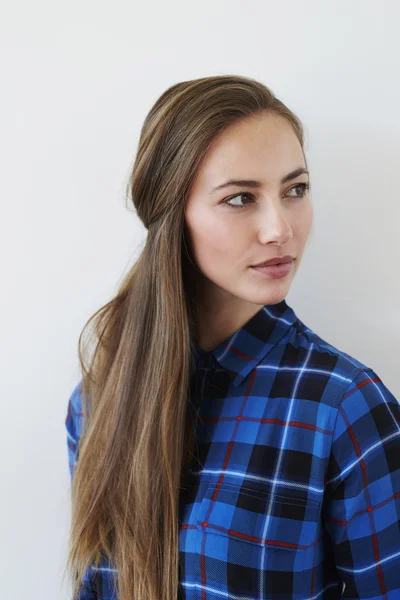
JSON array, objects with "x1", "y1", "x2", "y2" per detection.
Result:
[{"x1": 1, "y1": 1, "x2": 399, "y2": 598}]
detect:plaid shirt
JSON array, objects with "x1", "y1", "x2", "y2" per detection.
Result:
[{"x1": 65, "y1": 299, "x2": 400, "y2": 599}]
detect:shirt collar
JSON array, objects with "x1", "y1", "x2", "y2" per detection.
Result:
[{"x1": 194, "y1": 299, "x2": 298, "y2": 388}]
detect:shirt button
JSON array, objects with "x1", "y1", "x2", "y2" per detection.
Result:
[{"x1": 202, "y1": 521, "x2": 208, "y2": 527}]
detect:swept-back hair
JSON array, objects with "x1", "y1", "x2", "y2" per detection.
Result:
[{"x1": 65, "y1": 74, "x2": 307, "y2": 600}]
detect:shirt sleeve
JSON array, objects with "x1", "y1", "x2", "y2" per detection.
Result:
[
  {"x1": 323, "y1": 367, "x2": 400, "y2": 599},
  {"x1": 65, "y1": 381, "x2": 98, "y2": 600}
]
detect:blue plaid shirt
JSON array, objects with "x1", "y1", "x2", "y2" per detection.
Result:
[{"x1": 65, "y1": 299, "x2": 400, "y2": 599}]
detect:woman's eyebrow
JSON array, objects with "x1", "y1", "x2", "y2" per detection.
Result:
[{"x1": 210, "y1": 167, "x2": 309, "y2": 193}]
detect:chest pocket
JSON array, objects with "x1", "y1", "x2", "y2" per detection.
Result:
[{"x1": 195, "y1": 480, "x2": 320, "y2": 599}]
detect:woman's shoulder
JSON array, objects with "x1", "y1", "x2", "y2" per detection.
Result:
[
  {"x1": 294, "y1": 314, "x2": 374, "y2": 373},
  {"x1": 289, "y1": 315, "x2": 399, "y2": 414},
  {"x1": 65, "y1": 379, "x2": 85, "y2": 477},
  {"x1": 65, "y1": 379, "x2": 84, "y2": 439}
]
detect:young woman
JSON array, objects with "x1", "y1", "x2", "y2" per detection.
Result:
[{"x1": 64, "y1": 74, "x2": 400, "y2": 600}]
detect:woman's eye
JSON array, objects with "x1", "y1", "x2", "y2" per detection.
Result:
[
  {"x1": 286, "y1": 182, "x2": 310, "y2": 198},
  {"x1": 222, "y1": 182, "x2": 310, "y2": 210},
  {"x1": 222, "y1": 192, "x2": 254, "y2": 209}
]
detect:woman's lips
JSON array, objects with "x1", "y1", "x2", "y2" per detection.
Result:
[{"x1": 250, "y1": 259, "x2": 294, "y2": 278}]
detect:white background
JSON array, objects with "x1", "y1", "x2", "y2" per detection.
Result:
[{"x1": 1, "y1": 1, "x2": 399, "y2": 598}]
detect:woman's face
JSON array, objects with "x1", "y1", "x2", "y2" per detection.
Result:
[{"x1": 184, "y1": 111, "x2": 314, "y2": 313}]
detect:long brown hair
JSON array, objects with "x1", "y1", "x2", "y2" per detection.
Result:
[{"x1": 64, "y1": 74, "x2": 307, "y2": 600}]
